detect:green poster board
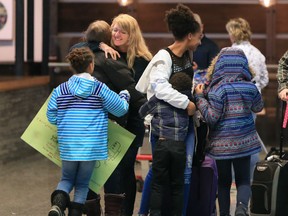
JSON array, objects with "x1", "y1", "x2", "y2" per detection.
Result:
[{"x1": 21, "y1": 95, "x2": 135, "y2": 193}]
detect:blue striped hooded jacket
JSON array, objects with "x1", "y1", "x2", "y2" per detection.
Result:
[{"x1": 47, "y1": 74, "x2": 129, "y2": 161}]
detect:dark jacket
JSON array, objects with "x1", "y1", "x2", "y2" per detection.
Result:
[
  {"x1": 70, "y1": 41, "x2": 147, "y2": 126},
  {"x1": 193, "y1": 35, "x2": 219, "y2": 70}
]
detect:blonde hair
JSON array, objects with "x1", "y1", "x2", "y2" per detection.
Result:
[
  {"x1": 226, "y1": 18, "x2": 252, "y2": 43},
  {"x1": 206, "y1": 52, "x2": 255, "y2": 81},
  {"x1": 193, "y1": 13, "x2": 202, "y2": 26},
  {"x1": 206, "y1": 54, "x2": 219, "y2": 81},
  {"x1": 84, "y1": 20, "x2": 111, "y2": 45},
  {"x1": 111, "y1": 14, "x2": 152, "y2": 68}
]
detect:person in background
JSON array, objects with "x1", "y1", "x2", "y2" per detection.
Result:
[
  {"x1": 192, "y1": 13, "x2": 219, "y2": 71},
  {"x1": 71, "y1": 17, "x2": 152, "y2": 216},
  {"x1": 226, "y1": 17, "x2": 269, "y2": 181},
  {"x1": 194, "y1": 47, "x2": 264, "y2": 216},
  {"x1": 46, "y1": 47, "x2": 130, "y2": 216},
  {"x1": 138, "y1": 72, "x2": 193, "y2": 216},
  {"x1": 136, "y1": 4, "x2": 201, "y2": 216},
  {"x1": 277, "y1": 50, "x2": 288, "y2": 101}
]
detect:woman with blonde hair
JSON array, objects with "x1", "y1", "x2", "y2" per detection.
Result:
[
  {"x1": 225, "y1": 17, "x2": 268, "y2": 93},
  {"x1": 226, "y1": 17, "x2": 268, "y2": 184},
  {"x1": 100, "y1": 14, "x2": 152, "y2": 216}
]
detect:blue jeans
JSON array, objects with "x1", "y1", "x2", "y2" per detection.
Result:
[
  {"x1": 138, "y1": 121, "x2": 195, "y2": 215},
  {"x1": 57, "y1": 160, "x2": 96, "y2": 204},
  {"x1": 216, "y1": 156, "x2": 251, "y2": 215}
]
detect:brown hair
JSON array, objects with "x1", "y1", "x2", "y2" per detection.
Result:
[
  {"x1": 84, "y1": 20, "x2": 111, "y2": 45},
  {"x1": 170, "y1": 72, "x2": 192, "y2": 92},
  {"x1": 65, "y1": 47, "x2": 94, "y2": 74},
  {"x1": 165, "y1": 4, "x2": 200, "y2": 40}
]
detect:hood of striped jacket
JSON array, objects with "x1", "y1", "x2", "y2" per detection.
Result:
[{"x1": 68, "y1": 74, "x2": 97, "y2": 99}]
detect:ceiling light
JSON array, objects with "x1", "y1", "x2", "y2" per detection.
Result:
[
  {"x1": 259, "y1": 0, "x2": 277, "y2": 7},
  {"x1": 117, "y1": 0, "x2": 133, "y2": 6}
]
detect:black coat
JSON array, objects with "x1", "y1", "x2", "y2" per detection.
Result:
[{"x1": 70, "y1": 41, "x2": 148, "y2": 128}]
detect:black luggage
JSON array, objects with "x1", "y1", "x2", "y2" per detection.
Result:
[{"x1": 250, "y1": 101, "x2": 288, "y2": 216}]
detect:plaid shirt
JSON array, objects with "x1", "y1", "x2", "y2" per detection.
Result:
[
  {"x1": 277, "y1": 51, "x2": 288, "y2": 92},
  {"x1": 139, "y1": 92, "x2": 191, "y2": 141}
]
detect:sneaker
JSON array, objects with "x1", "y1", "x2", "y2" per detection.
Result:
[{"x1": 235, "y1": 203, "x2": 248, "y2": 216}]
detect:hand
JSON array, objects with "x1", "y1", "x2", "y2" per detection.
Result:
[
  {"x1": 278, "y1": 89, "x2": 288, "y2": 101},
  {"x1": 186, "y1": 101, "x2": 196, "y2": 116},
  {"x1": 192, "y1": 61, "x2": 198, "y2": 71},
  {"x1": 119, "y1": 90, "x2": 130, "y2": 102},
  {"x1": 100, "y1": 42, "x2": 121, "y2": 60},
  {"x1": 195, "y1": 84, "x2": 204, "y2": 95}
]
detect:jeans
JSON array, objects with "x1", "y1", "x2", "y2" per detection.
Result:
[
  {"x1": 149, "y1": 139, "x2": 186, "y2": 215},
  {"x1": 183, "y1": 122, "x2": 195, "y2": 216},
  {"x1": 57, "y1": 160, "x2": 96, "y2": 204},
  {"x1": 138, "y1": 121, "x2": 195, "y2": 215},
  {"x1": 216, "y1": 156, "x2": 251, "y2": 216}
]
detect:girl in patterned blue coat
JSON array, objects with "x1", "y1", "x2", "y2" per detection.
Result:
[
  {"x1": 194, "y1": 47, "x2": 264, "y2": 216},
  {"x1": 46, "y1": 47, "x2": 130, "y2": 216}
]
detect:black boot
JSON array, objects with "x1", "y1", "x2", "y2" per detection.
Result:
[
  {"x1": 104, "y1": 193, "x2": 125, "y2": 216},
  {"x1": 48, "y1": 190, "x2": 70, "y2": 216},
  {"x1": 84, "y1": 195, "x2": 102, "y2": 216},
  {"x1": 150, "y1": 210, "x2": 161, "y2": 216},
  {"x1": 68, "y1": 202, "x2": 84, "y2": 216}
]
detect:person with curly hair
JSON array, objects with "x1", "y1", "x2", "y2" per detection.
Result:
[
  {"x1": 138, "y1": 72, "x2": 193, "y2": 215},
  {"x1": 46, "y1": 47, "x2": 130, "y2": 216},
  {"x1": 136, "y1": 4, "x2": 202, "y2": 216}
]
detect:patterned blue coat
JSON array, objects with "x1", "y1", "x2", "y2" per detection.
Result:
[
  {"x1": 195, "y1": 47, "x2": 264, "y2": 160},
  {"x1": 47, "y1": 74, "x2": 129, "y2": 161}
]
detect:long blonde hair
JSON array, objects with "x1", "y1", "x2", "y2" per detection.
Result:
[{"x1": 111, "y1": 14, "x2": 152, "y2": 68}]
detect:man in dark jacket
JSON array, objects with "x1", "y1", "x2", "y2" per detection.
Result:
[{"x1": 70, "y1": 20, "x2": 147, "y2": 216}]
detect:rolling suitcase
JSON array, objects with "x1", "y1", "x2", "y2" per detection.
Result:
[{"x1": 250, "y1": 101, "x2": 288, "y2": 216}]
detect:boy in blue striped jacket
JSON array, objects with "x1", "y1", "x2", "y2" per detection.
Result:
[{"x1": 46, "y1": 47, "x2": 130, "y2": 216}]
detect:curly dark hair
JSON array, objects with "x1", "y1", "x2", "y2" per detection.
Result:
[
  {"x1": 65, "y1": 47, "x2": 94, "y2": 74},
  {"x1": 165, "y1": 4, "x2": 200, "y2": 40},
  {"x1": 169, "y1": 72, "x2": 192, "y2": 92}
]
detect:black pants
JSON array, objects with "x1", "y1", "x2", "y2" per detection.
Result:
[
  {"x1": 104, "y1": 114, "x2": 145, "y2": 216},
  {"x1": 150, "y1": 139, "x2": 186, "y2": 215}
]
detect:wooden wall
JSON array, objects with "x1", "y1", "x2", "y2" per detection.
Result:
[{"x1": 55, "y1": 2, "x2": 288, "y2": 62}]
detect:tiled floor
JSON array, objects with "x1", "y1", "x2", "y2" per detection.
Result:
[{"x1": 0, "y1": 146, "x2": 269, "y2": 216}]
